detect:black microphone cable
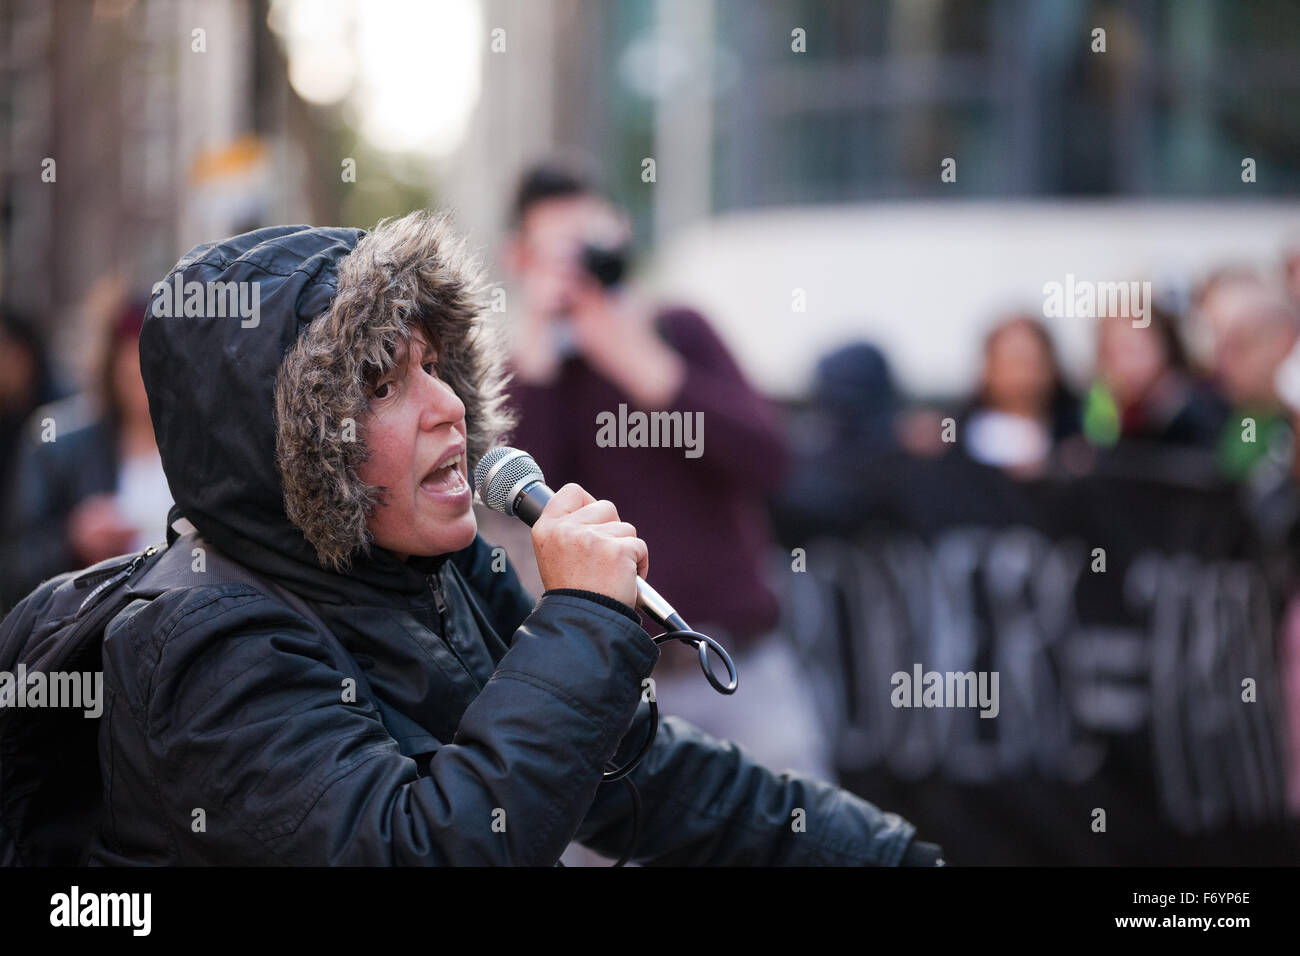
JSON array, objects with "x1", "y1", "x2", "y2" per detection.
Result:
[{"x1": 603, "y1": 625, "x2": 737, "y2": 866}]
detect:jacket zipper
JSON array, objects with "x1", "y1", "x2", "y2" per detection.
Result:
[
  {"x1": 429, "y1": 572, "x2": 480, "y2": 687},
  {"x1": 429, "y1": 575, "x2": 448, "y2": 620},
  {"x1": 77, "y1": 546, "x2": 159, "y2": 614},
  {"x1": 75, "y1": 548, "x2": 154, "y2": 589}
]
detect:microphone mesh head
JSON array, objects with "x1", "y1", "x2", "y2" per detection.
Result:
[{"x1": 474, "y1": 446, "x2": 545, "y2": 516}]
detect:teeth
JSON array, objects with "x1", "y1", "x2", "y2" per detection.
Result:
[
  {"x1": 427, "y1": 454, "x2": 461, "y2": 479},
  {"x1": 423, "y1": 453, "x2": 466, "y2": 489}
]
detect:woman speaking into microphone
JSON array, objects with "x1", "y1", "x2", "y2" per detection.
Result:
[{"x1": 80, "y1": 210, "x2": 943, "y2": 866}]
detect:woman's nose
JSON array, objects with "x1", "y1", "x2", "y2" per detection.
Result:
[{"x1": 420, "y1": 374, "x2": 466, "y2": 431}]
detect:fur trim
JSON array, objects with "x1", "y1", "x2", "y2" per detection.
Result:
[{"x1": 274, "y1": 210, "x2": 516, "y2": 571}]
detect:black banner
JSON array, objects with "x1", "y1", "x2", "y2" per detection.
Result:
[{"x1": 783, "y1": 446, "x2": 1300, "y2": 864}]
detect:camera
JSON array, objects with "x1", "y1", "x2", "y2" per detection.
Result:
[{"x1": 579, "y1": 241, "x2": 630, "y2": 289}]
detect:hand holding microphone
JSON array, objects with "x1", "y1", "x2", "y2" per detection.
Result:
[
  {"x1": 476, "y1": 446, "x2": 737, "y2": 788},
  {"x1": 475, "y1": 447, "x2": 735, "y2": 693},
  {"x1": 531, "y1": 483, "x2": 647, "y2": 610}
]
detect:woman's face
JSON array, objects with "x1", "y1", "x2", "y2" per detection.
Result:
[
  {"x1": 983, "y1": 321, "x2": 1056, "y2": 416},
  {"x1": 1096, "y1": 315, "x2": 1167, "y2": 407},
  {"x1": 356, "y1": 327, "x2": 476, "y2": 561}
]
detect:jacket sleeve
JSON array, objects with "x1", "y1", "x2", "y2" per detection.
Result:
[
  {"x1": 107, "y1": 584, "x2": 659, "y2": 865},
  {"x1": 467, "y1": 543, "x2": 925, "y2": 866},
  {"x1": 572, "y1": 707, "x2": 918, "y2": 866}
]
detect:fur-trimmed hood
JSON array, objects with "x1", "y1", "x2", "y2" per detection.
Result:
[{"x1": 141, "y1": 211, "x2": 514, "y2": 603}]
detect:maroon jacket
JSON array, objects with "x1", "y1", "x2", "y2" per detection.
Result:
[{"x1": 505, "y1": 306, "x2": 790, "y2": 646}]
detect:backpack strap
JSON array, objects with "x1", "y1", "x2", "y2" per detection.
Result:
[{"x1": 130, "y1": 521, "x2": 329, "y2": 636}]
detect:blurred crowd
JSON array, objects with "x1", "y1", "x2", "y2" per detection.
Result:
[
  {"x1": 762, "y1": 246, "x2": 1300, "y2": 860},
  {"x1": 3, "y1": 160, "x2": 1300, "y2": 861},
  {"x1": 771, "y1": 259, "x2": 1300, "y2": 546},
  {"x1": 1, "y1": 286, "x2": 172, "y2": 611}
]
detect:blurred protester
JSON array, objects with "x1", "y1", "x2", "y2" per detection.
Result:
[
  {"x1": 960, "y1": 314, "x2": 1079, "y2": 477},
  {"x1": 1201, "y1": 274, "x2": 1300, "y2": 482},
  {"x1": 0, "y1": 298, "x2": 173, "y2": 613},
  {"x1": 498, "y1": 159, "x2": 833, "y2": 786},
  {"x1": 1279, "y1": 596, "x2": 1300, "y2": 821},
  {"x1": 769, "y1": 341, "x2": 902, "y2": 543},
  {"x1": 1194, "y1": 265, "x2": 1265, "y2": 335},
  {"x1": 1084, "y1": 303, "x2": 1225, "y2": 450},
  {"x1": 1270, "y1": 327, "x2": 1300, "y2": 819},
  {"x1": 0, "y1": 308, "x2": 67, "y2": 502},
  {"x1": 1283, "y1": 244, "x2": 1300, "y2": 305}
]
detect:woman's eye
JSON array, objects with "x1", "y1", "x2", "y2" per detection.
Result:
[
  {"x1": 422, "y1": 361, "x2": 437, "y2": 376},
  {"x1": 373, "y1": 381, "x2": 392, "y2": 399}
]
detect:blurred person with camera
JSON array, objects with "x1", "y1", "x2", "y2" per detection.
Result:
[{"x1": 497, "y1": 160, "x2": 835, "y2": 790}]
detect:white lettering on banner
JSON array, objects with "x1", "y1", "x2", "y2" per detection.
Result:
[{"x1": 794, "y1": 527, "x2": 1284, "y2": 831}]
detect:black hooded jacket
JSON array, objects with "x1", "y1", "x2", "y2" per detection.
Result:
[{"x1": 82, "y1": 220, "x2": 923, "y2": 865}]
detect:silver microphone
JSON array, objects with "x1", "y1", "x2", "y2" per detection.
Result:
[{"x1": 474, "y1": 446, "x2": 688, "y2": 631}]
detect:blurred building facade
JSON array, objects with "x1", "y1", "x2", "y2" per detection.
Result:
[
  {"x1": 3, "y1": 0, "x2": 1297, "y2": 382},
  {"x1": 441, "y1": 0, "x2": 1300, "y2": 398},
  {"x1": 0, "y1": 0, "x2": 318, "y2": 357},
  {"x1": 448, "y1": 0, "x2": 1300, "y2": 253}
]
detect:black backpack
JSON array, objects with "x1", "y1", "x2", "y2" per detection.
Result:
[{"x1": 0, "y1": 523, "x2": 328, "y2": 866}]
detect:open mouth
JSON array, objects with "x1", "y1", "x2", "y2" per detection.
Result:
[{"x1": 420, "y1": 452, "x2": 468, "y2": 495}]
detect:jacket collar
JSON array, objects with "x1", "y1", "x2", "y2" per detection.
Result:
[{"x1": 164, "y1": 506, "x2": 453, "y2": 610}]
